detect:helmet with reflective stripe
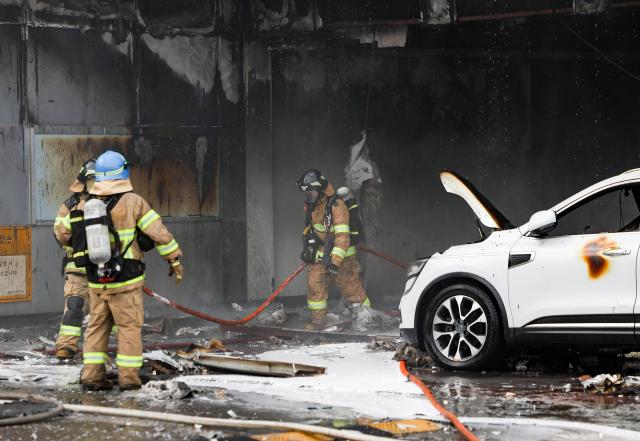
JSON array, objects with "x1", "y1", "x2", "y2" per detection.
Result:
[
  {"x1": 94, "y1": 151, "x2": 131, "y2": 182},
  {"x1": 77, "y1": 159, "x2": 96, "y2": 183},
  {"x1": 296, "y1": 169, "x2": 328, "y2": 192}
]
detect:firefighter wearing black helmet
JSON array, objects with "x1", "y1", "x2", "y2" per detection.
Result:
[
  {"x1": 53, "y1": 159, "x2": 96, "y2": 360},
  {"x1": 297, "y1": 169, "x2": 370, "y2": 329}
]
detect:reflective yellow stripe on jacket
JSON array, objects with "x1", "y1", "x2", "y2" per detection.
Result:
[
  {"x1": 65, "y1": 261, "x2": 87, "y2": 274},
  {"x1": 88, "y1": 274, "x2": 145, "y2": 290},
  {"x1": 156, "y1": 239, "x2": 179, "y2": 256},
  {"x1": 59, "y1": 215, "x2": 71, "y2": 230},
  {"x1": 331, "y1": 247, "x2": 347, "y2": 259},
  {"x1": 137, "y1": 210, "x2": 160, "y2": 231},
  {"x1": 117, "y1": 228, "x2": 136, "y2": 259},
  {"x1": 334, "y1": 224, "x2": 350, "y2": 234},
  {"x1": 316, "y1": 246, "x2": 357, "y2": 261}
]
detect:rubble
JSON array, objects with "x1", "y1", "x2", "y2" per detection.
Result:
[
  {"x1": 193, "y1": 353, "x2": 326, "y2": 377},
  {"x1": 393, "y1": 344, "x2": 432, "y2": 368},
  {"x1": 579, "y1": 373, "x2": 640, "y2": 395},
  {"x1": 366, "y1": 337, "x2": 397, "y2": 352},
  {"x1": 255, "y1": 303, "x2": 287, "y2": 327},
  {"x1": 175, "y1": 326, "x2": 216, "y2": 337},
  {"x1": 349, "y1": 305, "x2": 400, "y2": 333},
  {"x1": 140, "y1": 380, "x2": 194, "y2": 400}
]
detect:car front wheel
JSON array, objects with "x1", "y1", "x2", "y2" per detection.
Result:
[{"x1": 423, "y1": 283, "x2": 502, "y2": 370}]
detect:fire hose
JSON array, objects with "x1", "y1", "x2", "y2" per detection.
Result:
[
  {"x1": 143, "y1": 247, "x2": 408, "y2": 326},
  {"x1": 143, "y1": 262, "x2": 309, "y2": 326},
  {"x1": 399, "y1": 361, "x2": 480, "y2": 441}
]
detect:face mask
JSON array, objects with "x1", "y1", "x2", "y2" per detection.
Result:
[{"x1": 304, "y1": 190, "x2": 320, "y2": 204}]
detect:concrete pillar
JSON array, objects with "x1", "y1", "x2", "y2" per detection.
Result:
[{"x1": 244, "y1": 41, "x2": 275, "y2": 300}]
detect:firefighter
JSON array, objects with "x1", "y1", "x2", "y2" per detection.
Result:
[
  {"x1": 79, "y1": 150, "x2": 184, "y2": 391},
  {"x1": 53, "y1": 159, "x2": 96, "y2": 360},
  {"x1": 297, "y1": 169, "x2": 370, "y2": 330}
]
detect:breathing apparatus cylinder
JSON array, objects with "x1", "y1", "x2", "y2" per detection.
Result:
[
  {"x1": 336, "y1": 186, "x2": 354, "y2": 203},
  {"x1": 84, "y1": 199, "x2": 112, "y2": 271}
]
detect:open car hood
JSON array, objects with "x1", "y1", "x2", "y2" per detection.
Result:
[{"x1": 440, "y1": 170, "x2": 514, "y2": 230}]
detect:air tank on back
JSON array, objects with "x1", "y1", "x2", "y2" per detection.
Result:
[{"x1": 84, "y1": 198, "x2": 112, "y2": 268}]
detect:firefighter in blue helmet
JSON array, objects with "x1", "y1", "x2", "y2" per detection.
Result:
[{"x1": 79, "y1": 150, "x2": 183, "y2": 391}]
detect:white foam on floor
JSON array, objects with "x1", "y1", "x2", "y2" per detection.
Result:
[{"x1": 179, "y1": 343, "x2": 439, "y2": 419}]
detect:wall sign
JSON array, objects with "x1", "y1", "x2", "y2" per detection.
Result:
[{"x1": 0, "y1": 227, "x2": 32, "y2": 303}]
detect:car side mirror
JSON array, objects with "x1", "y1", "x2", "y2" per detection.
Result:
[{"x1": 526, "y1": 210, "x2": 557, "y2": 235}]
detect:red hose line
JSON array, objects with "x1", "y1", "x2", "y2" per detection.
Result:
[
  {"x1": 142, "y1": 245, "x2": 404, "y2": 326},
  {"x1": 143, "y1": 263, "x2": 308, "y2": 326},
  {"x1": 399, "y1": 361, "x2": 480, "y2": 441},
  {"x1": 358, "y1": 245, "x2": 408, "y2": 269}
]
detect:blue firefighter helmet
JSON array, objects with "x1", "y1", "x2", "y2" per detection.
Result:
[{"x1": 94, "y1": 150, "x2": 131, "y2": 182}]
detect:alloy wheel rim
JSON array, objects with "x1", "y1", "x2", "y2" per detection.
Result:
[{"x1": 432, "y1": 295, "x2": 488, "y2": 362}]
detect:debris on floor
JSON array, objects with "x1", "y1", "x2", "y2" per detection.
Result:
[
  {"x1": 393, "y1": 343, "x2": 432, "y2": 368},
  {"x1": 181, "y1": 343, "x2": 438, "y2": 420},
  {"x1": 175, "y1": 326, "x2": 216, "y2": 337},
  {"x1": 349, "y1": 305, "x2": 400, "y2": 333},
  {"x1": 366, "y1": 336, "x2": 397, "y2": 352},
  {"x1": 139, "y1": 380, "x2": 194, "y2": 400},
  {"x1": 358, "y1": 418, "x2": 442, "y2": 435},
  {"x1": 193, "y1": 354, "x2": 326, "y2": 377},
  {"x1": 255, "y1": 303, "x2": 288, "y2": 327},
  {"x1": 579, "y1": 373, "x2": 640, "y2": 395},
  {"x1": 250, "y1": 431, "x2": 331, "y2": 441}
]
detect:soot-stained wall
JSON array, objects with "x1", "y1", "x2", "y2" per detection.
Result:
[
  {"x1": 267, "y1": 13, "x2": 640, "y2": 299},
  {"x1": 0, "y1": 0, "x2": 244, "y2": 316}
]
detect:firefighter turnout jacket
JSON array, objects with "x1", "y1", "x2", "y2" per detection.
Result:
[{"x1": 306, "y1": 183, "x2": 356, "y2": 266}]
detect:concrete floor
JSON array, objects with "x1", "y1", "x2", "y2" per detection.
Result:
[{"x1": 2, "y1": 310, "x2": 640, "y2": 441}]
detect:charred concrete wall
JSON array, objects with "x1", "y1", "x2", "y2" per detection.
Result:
[
  {"x1": 0, "y1": 1, "x2": 245, "y2": 315},
  {"x1": 1, "y1": 0, "x2": 639, "y2": 315},
  {"x1": 262, "y1": 10, "x2": 640, "y2": 299}
]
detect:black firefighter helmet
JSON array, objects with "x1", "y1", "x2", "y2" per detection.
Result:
[{"x1": 297, "y1": 169, "x2": 328, "y2": 205}]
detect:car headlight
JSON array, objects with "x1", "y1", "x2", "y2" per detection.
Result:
[{"x1": 403, "y1": 257, "x2": 429, "y2": 295}]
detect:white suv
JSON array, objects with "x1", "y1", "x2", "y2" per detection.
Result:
[{"x1": 399, "y1": 169, "x2": 640, "y2": 370}]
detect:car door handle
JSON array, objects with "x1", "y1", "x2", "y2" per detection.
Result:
[{"x1": 603, "y1": 247, "x2": 631, "y2": 256}]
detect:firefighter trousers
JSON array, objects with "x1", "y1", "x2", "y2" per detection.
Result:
[
  {"x1": 81, "y1": 287, "x2": 144, "y2": 387},
  {"x1": 55, "y1": 274, "x2": 90, "y2": 354},
  {"x1": 307, "y1": 256, "x2": 370, "y2": 325}
]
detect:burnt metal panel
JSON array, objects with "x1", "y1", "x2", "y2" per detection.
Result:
[
  {"x1": 32, "y1": 134, "x2": 219, "y2": 222},
  {"x1": 0, "y1": 127, "x2": 29, "y2": 225},
  {"x1": 456, "y1": 0, "x2": 573, "y2": 18},
  {"x1": 138, "y1": 33, "x2": 224, "y2": 126},
  {"x1": 317, "y1": 0, "x2": 422, "y2": 25},
  {"x1": 219, "y1": 129, "x2": 246, "y2": 301},
  {"x1": 32, "y1": 27, "x2": 136, "y2": 126},
  {"x1": 137, "y1": 0, "x2": 216, "y2": 37},
  {"x1": 143, "y1": 220, "x2": 223, "y2": 307},
  {"x1": 249, "y1": 0, "x2": 323, "y2": 32},
  {"x1": 0, "y1": 26, "x2": 21, "y2": 125},
  {"x1": 33, "y1": 0, "x2": 135, "y2": 23}
]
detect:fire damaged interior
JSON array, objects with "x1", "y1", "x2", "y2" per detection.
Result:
[
  {"x1": 1, "y1": 0, "x2": 638, "y2": 315},
  {"x1": 1, "y1": 1, "x2": 640, "y2": 439}
]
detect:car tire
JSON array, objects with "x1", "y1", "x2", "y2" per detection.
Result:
[{"x1": 422, "y1": 283, "x2": 503, "y2": 370}]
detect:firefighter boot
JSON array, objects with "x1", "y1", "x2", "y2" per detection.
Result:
[
  {"x1": 55, "y1": 347, "x2": 76, "y2": 360},
  {"x1": 82, "y1": 379, "x2": 114, "y2": 391}
]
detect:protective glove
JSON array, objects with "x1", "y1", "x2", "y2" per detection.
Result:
[
  {"x1": 326, "y1": 263, "x2": 340, "y2": 279},
  {"x1": 168, "y1": 260, "x2": 184, "y2": 284},
  {"x1": 300, "y1": 249, "x2": 314, "y2": 263}
]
